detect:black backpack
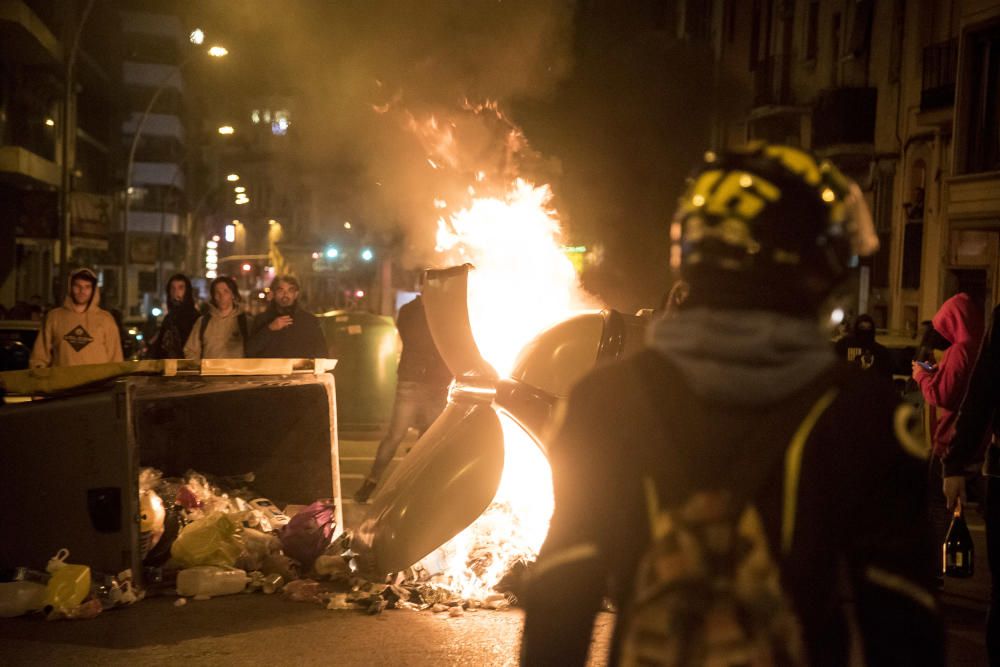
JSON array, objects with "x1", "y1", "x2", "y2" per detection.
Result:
[{"x1": 618, "y1": 354, "x2": 839, "y2": 666}]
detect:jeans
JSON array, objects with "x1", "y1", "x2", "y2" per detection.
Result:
[{"x1": 367, "y1": 380, "x2": 448, "y2": 484}]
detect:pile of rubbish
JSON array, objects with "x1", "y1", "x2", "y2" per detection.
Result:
[{"x1": 0, "y1": 468, "x2": 518, "y2": 620}]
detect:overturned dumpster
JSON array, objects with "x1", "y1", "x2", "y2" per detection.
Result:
[
  {"x1": 353, "y1": 264, "x2": 648, "y2": 591},
  {"x1": 0, "y1": 359, "x2": 341, "y2": 587}
]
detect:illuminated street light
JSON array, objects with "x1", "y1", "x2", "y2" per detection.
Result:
[
  {"x1": 242, "y1": 263, "x2": 252, "y2": 272},
  {"x1": 226, "y1": 174, "x2": 240, "y2": 182},
  {"x1": 44, "y1": 118, "x2": 55, "y2": 127},
  {"x1": 190, "y1": 28, "x2": 205, "y2": 45},
  {"x1": 361, "y1": 248, "x2": 374, "y2": 262},
  {"x1": 207, "y1": 46, "x2": 228, "y2": 57},
  {"x1": 268, "y1": 219, "x2": 279, "y2": 226},
  {"x1": 218, "y1": 125, "x2": 235, "y2": 135},
  {"x1": 355, "y1": 290, "x2": 365, "y2": 298},
  {"x1": 325, "y1": 247, "x2": 339, "y2": 259},
  {"x1": 343, "y1": 221, "x2": 352, "y2": 229},
  {"x1": 225, "y1": 225, "x2": 235, "y2": 242},
  {"x1": 234, "y1": 186, "x2": 246, "y2": 193}
]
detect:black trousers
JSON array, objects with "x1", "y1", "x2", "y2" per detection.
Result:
[{"x1": 986, "y1": 475, "x2": 999, "y2": 665}]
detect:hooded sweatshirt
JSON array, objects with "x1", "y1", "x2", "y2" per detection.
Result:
[
  {"x1": 183, "y1": 304, "x2": 251, "y2": 360},
  {"x1": 916, "y1": 293, "x2": 985, "y2": 458},
  {"x1": 29, "y1": 268, "x2": 123, "y2": 368},
  {"x1": 148, "y1": 274, "x2": 199, "y2": 359}
]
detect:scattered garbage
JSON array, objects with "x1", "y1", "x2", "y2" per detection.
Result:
[
  {"x1": 44, "y1": 549, "x2": 91, "y2": 613},
  {"x1": 3, "y1": 465, "x2": 529, "y2": 622},
  {"x1": 176, "y1": 566, "x2": 248, "y2": 598},
  {"x1": 0, "y1": 581, "x2": 47, "y2": 618},
  {"x1": 279, "y1": 500, "x2": 337, "y2": 571},
  {"x1": 170, "y1": 512, "x2": 244, "y2": 568}
]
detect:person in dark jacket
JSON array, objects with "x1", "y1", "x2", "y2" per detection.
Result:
[
  {"x1": 943, "y1": 303, "x2": 1000, "y2": 663},
  {"x1": 521, "y1": 145, "x2": 943, "y2": 666},
  {"x1": 353, "y1": 294, "x2": 453, "y2": 503},
  {"x1": 246, "y1": 276, "x2": 327, "y2": 359},
  {"x1": 147, "y1": 274, "x2": 199, "y2": 359},
  {"x1": 834, "y1": 313, "x2": 893, "y2": 378}
]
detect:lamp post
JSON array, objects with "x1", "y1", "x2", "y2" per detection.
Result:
[{"x1": 121, "y1": 36, "x2": 227, "y2": 311}]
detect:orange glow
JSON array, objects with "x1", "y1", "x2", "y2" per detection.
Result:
[{"x1": 435, "y1": 178, "x2": 583, "y2": 376}]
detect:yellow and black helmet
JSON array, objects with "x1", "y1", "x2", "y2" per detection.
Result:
[{"x1": 670, "y1": 143, "x2": 877, "y2": 314}]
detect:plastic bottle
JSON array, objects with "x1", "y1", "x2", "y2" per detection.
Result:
[
  {"x1": 176, "y1": 566, "x2": 248, "y2": 597},
  {"x1": 44, "y1": 549, "x2": 91, "y2": 611},
  {"x1": 0, "y1": 581, "x2": 47, "y2": 617}
]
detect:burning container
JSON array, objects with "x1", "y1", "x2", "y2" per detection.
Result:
[
  {"x1": 354, "y1": 265, "x2": 647, "y2": 583},
  {"x1": 0, "y1": 364, "x2": 341, "y2": 585}
]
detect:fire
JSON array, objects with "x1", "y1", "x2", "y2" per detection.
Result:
[
  {"x1": 435, "y1": 178, "x2": 582, "y2": 376},
  {"x1": 422, "y1": 412, "x2": 554, "y2": 600},
  {"x1": 392, "y1": 101, "x2": 595, "y2": 602}
]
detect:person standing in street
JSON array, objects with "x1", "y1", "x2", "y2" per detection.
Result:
[
  {"x1": 521, "y1": 144, "x2": 943, "y2": 665},
  {"x1": 30, "y1": 268, "x2": 123, "y2": 368},
  {"x1": 246, "y1": 276, "x2": 327, "y2": 359},
  {"x1": 942, "y1": 302, "x2": 1000, "y2": 664},
  {"x1": 183, "y1": 276, "x2": 251, "y2": 360},
  {"x1": 353, "y1": 294, "x2": 453, "y2": 504},
  {"x1": 912, "y1": 292, "x2": 985, "y2": 555},
  {"x1": 147, "y1": 274, "x2": 199, "y2": 359},
  {"x1": 834, "y1": 313, "x2": 893, "y2": 378}
]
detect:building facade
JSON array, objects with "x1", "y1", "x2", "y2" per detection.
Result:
[
  {"x1": 0, "y1": 0, "x2": 121, "y2": 310},
  {"x1": 698, "y1": 0, "x2": 1000, "y2": 332}
]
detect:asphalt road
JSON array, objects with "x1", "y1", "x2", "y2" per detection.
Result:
[{"x1": 0, "y1": 594, "x2": 613, "y2": 666}]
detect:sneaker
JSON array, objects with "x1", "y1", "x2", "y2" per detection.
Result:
[{"x1": 353, "y1": 479, "x2": 377, "y2": 504}]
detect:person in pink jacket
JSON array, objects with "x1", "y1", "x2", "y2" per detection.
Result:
[{"x1": 912, "y1": 292, "x2": 985, "y2": 460}]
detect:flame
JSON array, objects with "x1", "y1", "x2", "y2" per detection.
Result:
[
  {"x1": 420, "y1": 412, "x2": 554, "y2": 600},
  {"x1": 435, "y1": 178, "x2": 581, "y2": 376},
  {"x1": 392, "y1": 101, "x2": 597, "y2": 602}
]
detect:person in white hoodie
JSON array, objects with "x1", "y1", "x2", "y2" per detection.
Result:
[
  {"x1": 183, "y1": 276, "x2": 251, "y2": 359},
  {"x1": 30, "y1": 268, "x2": 123, "y2": 368}
]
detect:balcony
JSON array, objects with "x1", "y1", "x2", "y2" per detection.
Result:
[
  {"x1": 920, "y1": 39, "x2": 957, "y2": 111},
  {"x1": 0, "y1": 0, "x2": 61, "y2": 65},
  {"x1": 812, "y1": 87, "x2": 877, "y2": 150}
]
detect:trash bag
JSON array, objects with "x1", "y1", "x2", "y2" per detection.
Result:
[
  {"x1": 279, "y1": 500, "x2": 336, "y2": 570},
  {"x1": 170, "y1": 512, "x2": 243, "y2": 568}
]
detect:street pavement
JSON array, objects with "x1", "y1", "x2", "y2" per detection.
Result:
[{"x1": 0, "y1": 429, "x2": 990, "y2": 665}]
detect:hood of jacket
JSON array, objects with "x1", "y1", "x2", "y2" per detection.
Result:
[
  {"x1": 166, "y1": 273, "x2": 196, "y2": 313},
  {"x1": 63, "y1": 268, "x2": 101, "y2": 312},
  {"x1": 648, "y1": 307, "x2": 835, "y2": 407},
  {"x1": 932, "y1": 293, "x2": 984, "y2": 346}
]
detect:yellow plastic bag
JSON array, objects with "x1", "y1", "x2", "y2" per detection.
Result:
[{"x1": 170, "y1": 512, "x2": 243, "y2": 568}]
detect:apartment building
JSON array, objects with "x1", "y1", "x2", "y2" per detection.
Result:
[
  {"x1": 0, "y1": 0, "x2": 121, "y2": 308},
  {"x1": 698, "y1": 0, "x2": 1000, "y2": 331}
]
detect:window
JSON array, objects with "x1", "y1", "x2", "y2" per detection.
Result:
[
  {"x1": 963, "y1": 25, "x2": 1000, "y2": 173},
  {"x1": 805, "y1": 0, "x2": 819, "y2": 60},
  {"x1": 901, "y1": 163, "x2": 925, "y2": 290}
]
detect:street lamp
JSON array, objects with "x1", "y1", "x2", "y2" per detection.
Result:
[
  {"x1": 122, "y1": 40, "x2": 227, "y2": 310},
  {"x1": 218, "y1": 125, "x2": 235, "y2": 135},
  {"x1": 226, "y1": 173, "x2": 240, "y2": 182}
]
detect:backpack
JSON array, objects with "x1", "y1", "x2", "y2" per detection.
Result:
[
  {"x1": 618, "y1": 354, "x2": 838, "y2": 667},
  {"x1": 199, "y1": 312, "x2": 249, "y2": 355}
]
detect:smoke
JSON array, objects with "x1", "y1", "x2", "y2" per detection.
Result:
[{"x1": 209, "y1": 1, "x2": 577, "y2": 268}]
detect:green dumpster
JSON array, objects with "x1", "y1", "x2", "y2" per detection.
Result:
[{"x1": 319, "y1": 310, "x2": 400, "y2": 431}]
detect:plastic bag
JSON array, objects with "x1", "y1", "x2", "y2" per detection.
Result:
[
  {"x1": 170, "y1": 512, "x2": 243, "y2": 568},
  {"x1": 279, "y1": 500, "x2": 337, "y2": 570}
]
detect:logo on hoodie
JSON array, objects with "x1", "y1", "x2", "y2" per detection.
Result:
[{"x1": 64, "y1": 325, "x2": 94, "y2": 352}]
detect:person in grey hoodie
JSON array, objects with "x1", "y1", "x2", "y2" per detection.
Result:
[{"x1": 184, "y1": 276, "x2": 251, "y2": 360}]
